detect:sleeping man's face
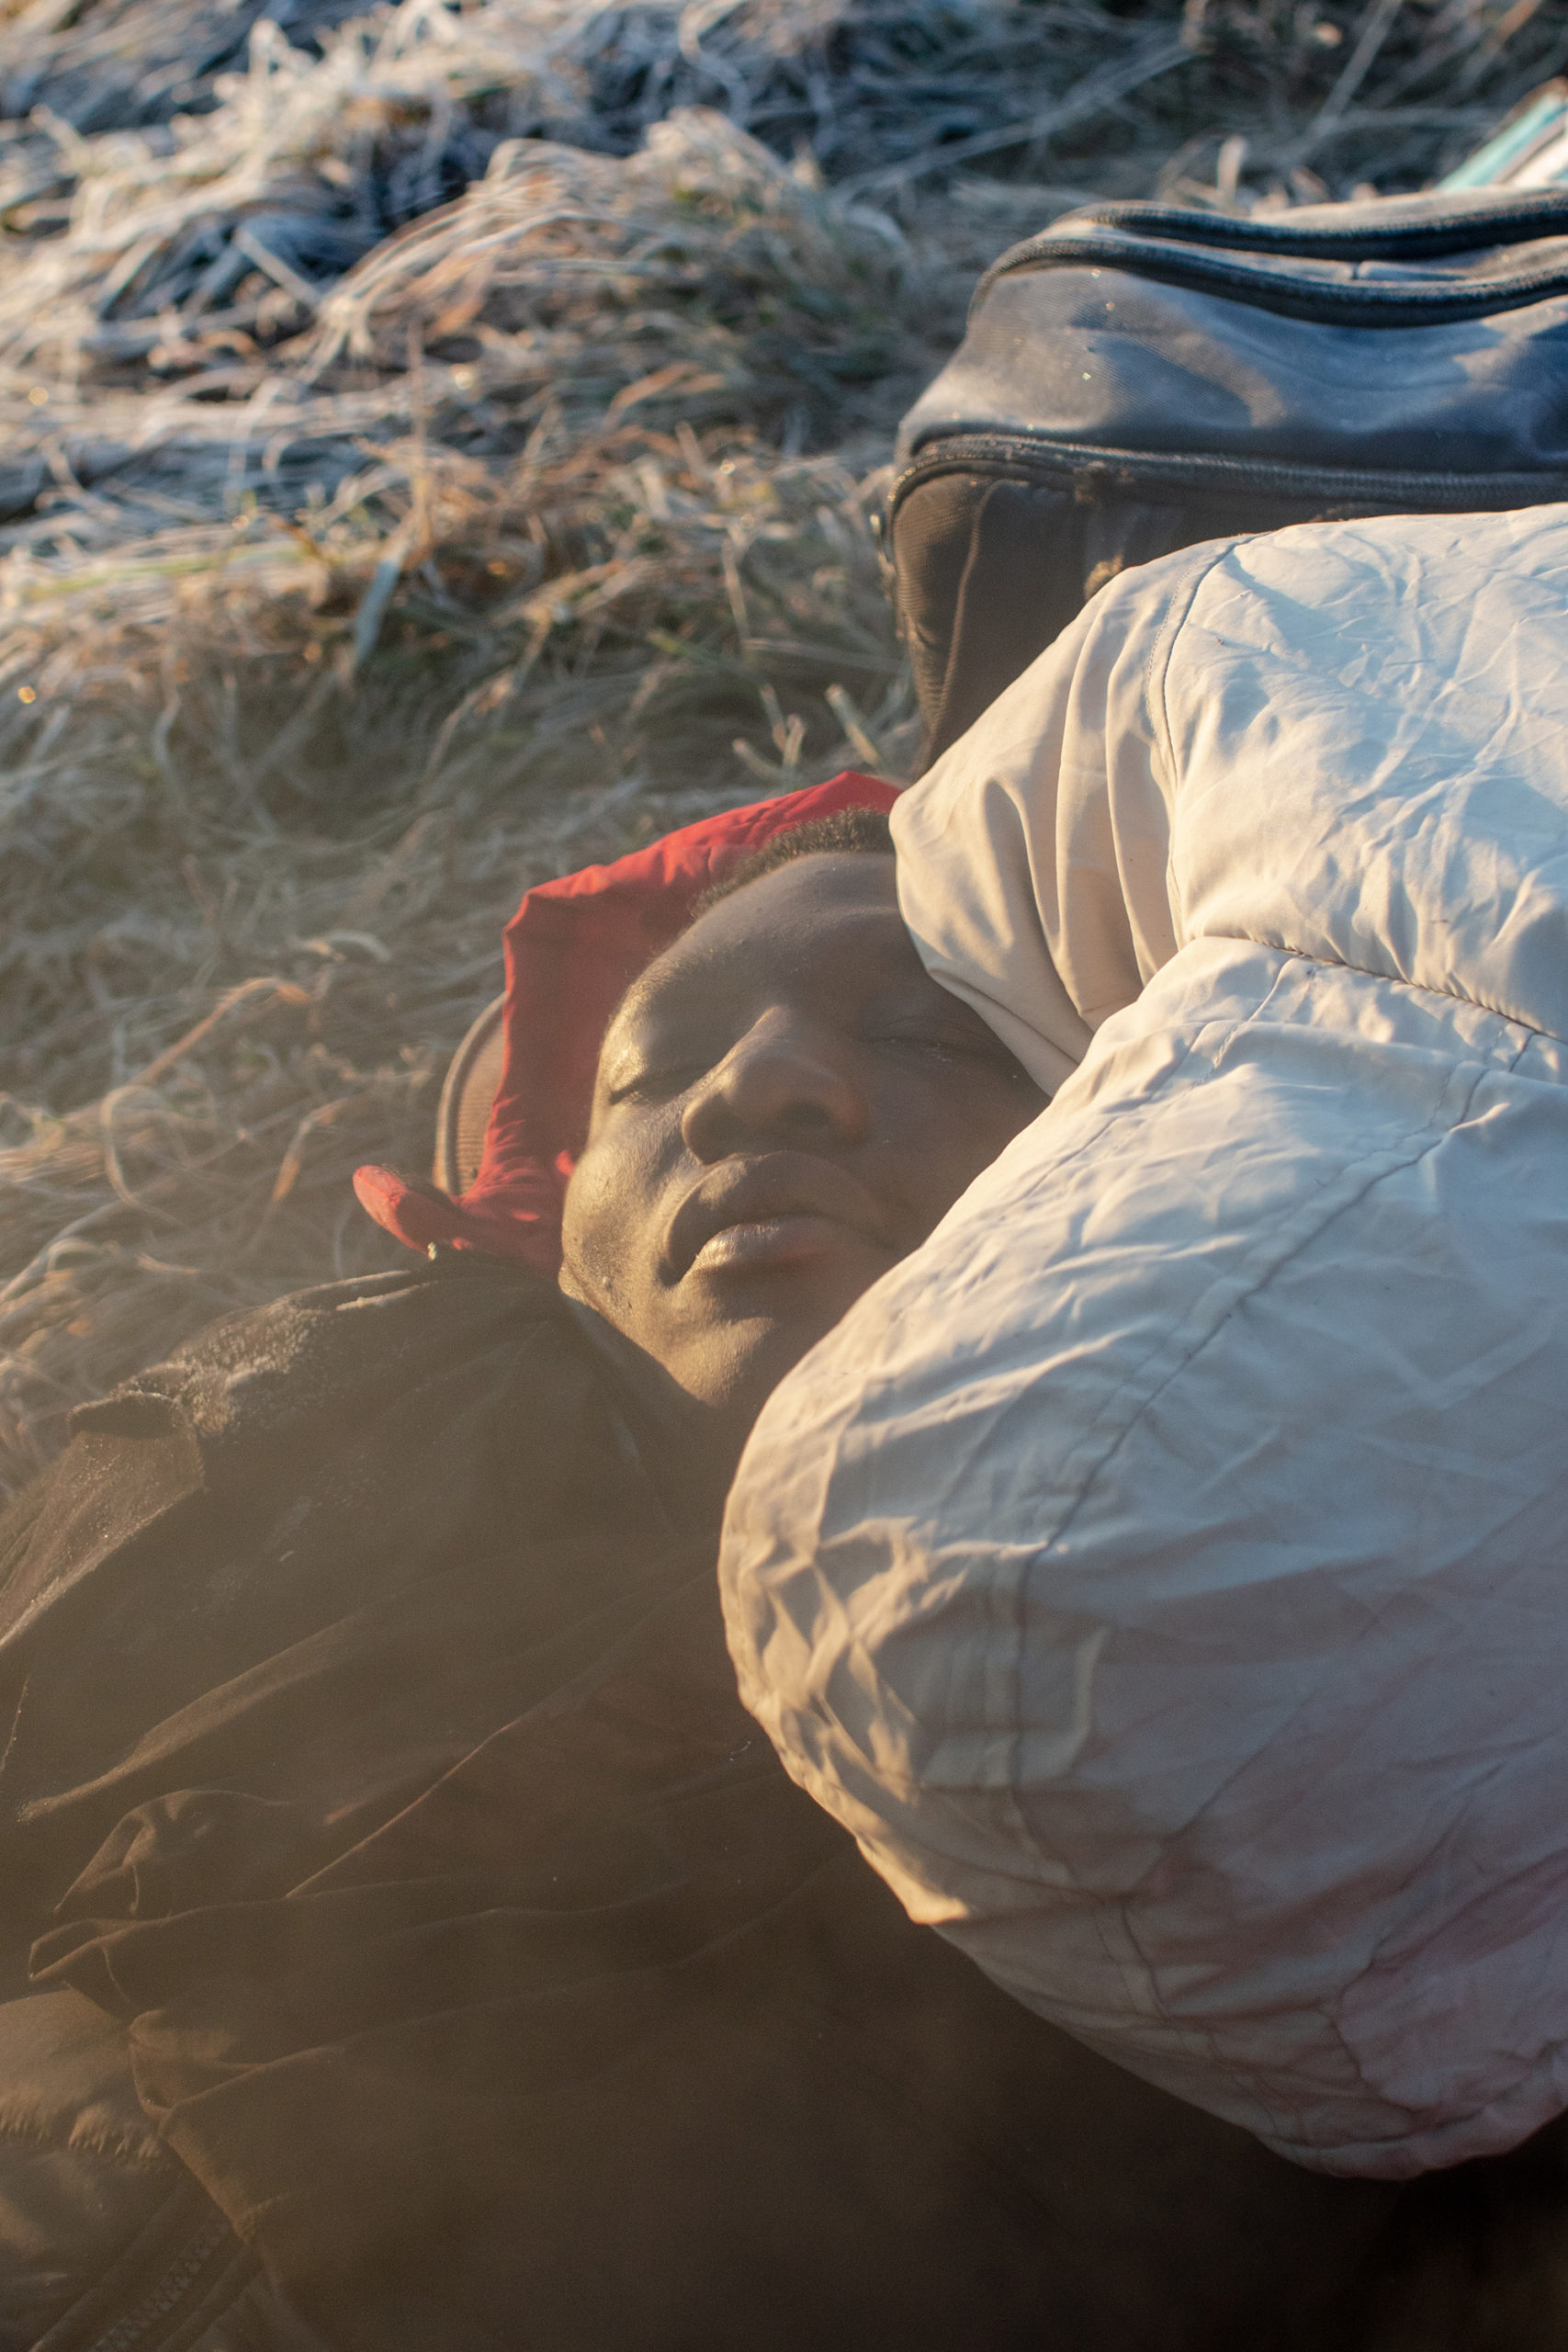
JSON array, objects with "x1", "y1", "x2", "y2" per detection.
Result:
[{"x1": 559, "y1": 851, "x2": 1044, "y2": 1491}]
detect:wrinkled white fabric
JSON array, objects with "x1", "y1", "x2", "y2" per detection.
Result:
[{"x1": 719, "y1": 506, "x2": 1568, "y2": 2179}]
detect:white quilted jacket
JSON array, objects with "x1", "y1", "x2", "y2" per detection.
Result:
[{"x1": 719, "y1": 505, "x2": 1568, "y2": 2179}]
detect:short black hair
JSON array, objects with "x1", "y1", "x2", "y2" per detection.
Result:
[{"x1": 690, "y1": 804, "x2": 894, "y2": 922}]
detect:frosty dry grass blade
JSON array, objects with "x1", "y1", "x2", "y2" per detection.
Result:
[
  {"x1": 0, "y1": 6, "x2": 581, "y2": 376},
  {"x1": 305, "y1": 108, "x2": 911, "y2": 443},
  {"x1": 0, "y1": 0, "x2": 363, "y2": 137}
]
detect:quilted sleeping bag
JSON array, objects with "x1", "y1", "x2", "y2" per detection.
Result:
[{"x1": 719, "y1": 504, "x2": 1568, "y2": 2181}]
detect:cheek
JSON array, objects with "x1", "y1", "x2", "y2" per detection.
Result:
[
  {"x1": 558, "y1": 1119, "x2": 673, "y2": 1307},
  {"x1": 969, "y1": 1076, "x2": 1047, "y2": 1159},
  {"x1": 896, "y1": 1074, "x2": 1045, "y2": 1204},
  {"x1": 559, "y1": 1150, "x2": 629, "y2": 1305}
]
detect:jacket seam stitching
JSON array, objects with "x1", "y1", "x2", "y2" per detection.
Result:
[
  {"x1": 0, "y1": 2113, "x2": 170, "y2": 2167},
  {"x1": 1149, "y1": 537, "x2": 1240, "y2": 950}
]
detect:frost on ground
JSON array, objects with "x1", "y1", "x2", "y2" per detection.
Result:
[{"x1": 0, "y1": 0, "x2": 1562, "y2": 1488}]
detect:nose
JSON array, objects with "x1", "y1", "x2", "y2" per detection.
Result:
[{"x1": 680, "y1": 1009, "x2": 870, "y2": 1164}]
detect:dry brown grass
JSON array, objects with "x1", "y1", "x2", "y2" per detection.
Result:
[
  {"x1": 3, "y1": 0, "x2": 1564, "y2": 1492},
  {"x1": 0, "y1": 415, "x2": 911, "y2": 1483}
]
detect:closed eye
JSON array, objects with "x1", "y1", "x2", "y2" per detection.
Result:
[
  {"x1": 604, "y1": 1060, "x2": 711, "y2": 1107},
  {"x1": 869, "y1": 1026, "x2": 1028, "y2": 1076}
]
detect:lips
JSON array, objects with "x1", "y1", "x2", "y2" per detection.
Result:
[{"x1": 663, "y1": 1152, "x2": 893, "y2": 1283}]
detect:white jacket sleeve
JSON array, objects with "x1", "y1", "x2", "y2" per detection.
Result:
[
  {"x1": 720, "y1": 505, "x2": 1568, "y2": 2182},
  {"x1": 889, "y1": 543, "x2": 1191, "y2": 1096}
]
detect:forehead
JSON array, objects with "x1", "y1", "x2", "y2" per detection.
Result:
[{"x1": 615, "y1": 853, "x2": 908, "y2": 1036}]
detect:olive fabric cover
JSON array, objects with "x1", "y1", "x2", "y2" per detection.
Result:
[{"x1": 719, "y1": 504, "x2": 1568, "y2": 2182}]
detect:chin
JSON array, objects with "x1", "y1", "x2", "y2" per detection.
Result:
[
  {"x1": 705, "y1": 1284, "x2": 884, "y2": 1414},
  {"x1": 706, "y1": 1255, "x2": 886, "y2": 1332}
]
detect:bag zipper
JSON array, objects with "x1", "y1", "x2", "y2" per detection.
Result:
[
  {"x1": 1010, "y1": 192, "x2": 1568, "y2": 262},
  {"x1": 887, "y1": 433, "x2": 1568, "y2": 527},
  {"x1": 974, "y1": 198, "x2": 1568, "y2": 325}
]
